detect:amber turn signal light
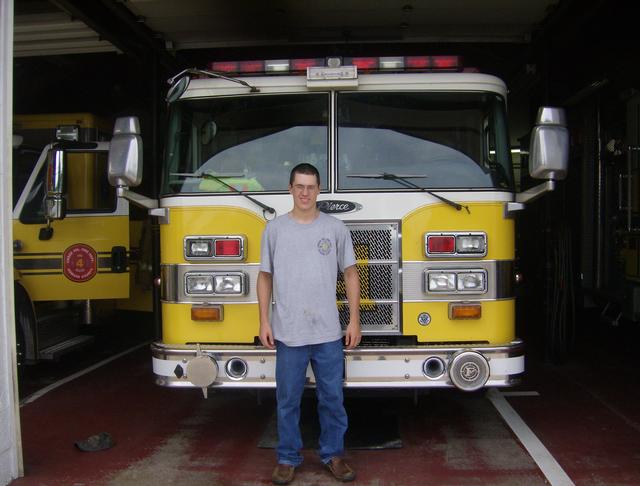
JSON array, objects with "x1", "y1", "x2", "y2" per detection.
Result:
[
  {"x1": 191, "y1": 305, "x2": 223, "y2": 321},
  {"x1": 449, "y1": 303, "x2": 481, "y2": 320}
]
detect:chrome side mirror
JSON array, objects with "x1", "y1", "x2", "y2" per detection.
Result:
[
  {"x1": 45, "y1": 147, "x2": 66, "y2": 220},
  {"x1": 166, "y1": 75, "x2": 190, "y2": 103},
  {"x1": 529, "y1": 107, "x2": 569, "y2": 180},
  {"x1": 108, "y1": 117, "x2": 143, "y2": 188}
]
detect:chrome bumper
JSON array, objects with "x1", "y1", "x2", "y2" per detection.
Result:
[{"x1": 151, "y1": 340, "x2": 524, "y2": 391}]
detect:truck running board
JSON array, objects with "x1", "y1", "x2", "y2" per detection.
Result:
[{"x1": 39, "y1": 335, "x2": 95, "y2": 360}]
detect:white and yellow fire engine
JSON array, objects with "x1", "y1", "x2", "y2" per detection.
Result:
[
  {"x1": 12, "y1": 114, "x2": 151, "y2": 364},
  {"x1": 106, "y1": 56, "x2": 568, "y2": 394}
]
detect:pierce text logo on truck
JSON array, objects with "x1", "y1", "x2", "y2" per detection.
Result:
[
  {"x1": 317, "y1": 200, "x2": 362, "y2": 214},
  {"x1": 63, "y1": 244, "x2": 97, "y2": 282}
]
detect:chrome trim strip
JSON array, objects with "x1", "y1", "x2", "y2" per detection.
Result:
[
  {"x1": 495, "y1": 260, "x2": 514, "y2": 300},
  {"x1": 151, "y1": 339, "x2": 524, "y2": 389},
  {"x1": 161, "y1": 264, "x2": 179, "y2": 302}
]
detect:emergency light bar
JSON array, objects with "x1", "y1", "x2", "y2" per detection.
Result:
[{"x1": 207, "y1": 56, "x2": 461, "y2": 75}]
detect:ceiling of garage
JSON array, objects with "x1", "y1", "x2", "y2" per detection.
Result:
[
  {"x1": 116, "y1": 0, "x2": 559, "y2": 48},
  {"x1": 15, "y1": 0, "x2": 560, "y2": 58},
  {"x1": 15, "y1": 0, "x2": 632, "y2": 116}
]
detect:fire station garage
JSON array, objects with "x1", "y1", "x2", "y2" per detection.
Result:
[{"x1": 1, "y1": 1, "x2": 639, "y2": 484}]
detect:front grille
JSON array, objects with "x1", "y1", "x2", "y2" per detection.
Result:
[
  {"x1": 338, "y1": 222, "x2": 400, "y2": 334},
  {"x1": 337, "y1": 264, "x2": 395, "y2": 300},
  {"x1": 350, "y1": 227, "x2": 395, "y2": 260},
  {"x1": 338, "y1": 302, "x2": 398, "y2": 331}
]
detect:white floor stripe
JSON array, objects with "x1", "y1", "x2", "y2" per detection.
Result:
[
  {"x1": 20, "y1": 342, "x2": 150, "y2": 407},
  {"x1": 487, "y1": 388, "x2": 574, "y2": 486},
  {"x1": 501, "y1": 391, "x2": 541, "y2": 397}
]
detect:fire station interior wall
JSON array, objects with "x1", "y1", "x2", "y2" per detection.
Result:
[{"x1": 1, "y1": 0, "x2": 23, "y2": 484}]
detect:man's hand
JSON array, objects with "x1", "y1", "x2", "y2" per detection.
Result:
[
  {"x1": 343, "y1": 264, "x2": 361, "y2": 349},
  {"x1": 257, "y1": 271, "x2": 275, "y2": 349},
  {"x1": 259, "y1": 321, "x2": 276, "y2": 349},
  {"x1": 344, "y1": 320, "x2": 361, "y2": 349}
]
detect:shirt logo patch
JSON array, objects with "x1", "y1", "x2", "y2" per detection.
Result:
[{"x1": 317, "y1": 238, "x2": 332, "y2": 255}]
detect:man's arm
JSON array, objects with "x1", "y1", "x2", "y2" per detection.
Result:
[
  {"x1": 343, "y1": 265, "x2": 361, "y2": 349},
  {"x1": 257, "y1": 271, "x2": 275, "y2": 349}
]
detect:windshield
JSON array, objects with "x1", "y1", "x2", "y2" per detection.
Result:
[
  {"x1": 337, "y1": 92, "x2": 513, "y2": 190},
  {"x1": 162, "y1": 94, "x2": 329, "y2": 194}
]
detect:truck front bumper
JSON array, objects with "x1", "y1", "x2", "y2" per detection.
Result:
[{"x1": 151, "y1": 340, "x2": 524, "y2": 391}]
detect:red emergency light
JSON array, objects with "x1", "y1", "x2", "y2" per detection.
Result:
[
  {"x1": 210, "y1": 61, "x2": 239, "y2": 72},
  {"x1": 432, "y1": 56, "x2": 459, "y2": 69},
  {"x1": 406, "y1": 56, "x2": 432, "y2": 69},
  {"x1": 291, "y1": 58, "x2": 324, "y2": 71},
  {"x1": 427, "y1": 235, "x2": 455, "y2": 254},
  {"x1": 239, "y1": 60, "x2": 265, "y2": 73},
  {"x1": 346, "y1": 57, "x2": 379, "y2": 70},
  {"x1": 214, "y1": 238, "x2": 242, "y2": 257}
]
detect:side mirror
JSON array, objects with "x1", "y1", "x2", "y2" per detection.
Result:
[
  {"x1": 166, "y1": 75, "x2": 190, "y2": 103},
  {"x1": 529, "y1": 107, "x2": 569, "y2": 180},
  {"x1": 45, "y1": 147, "x2": 66, "y2": 220},
  {"x1": 108, "y1": 117, "x2": 143, "y2": 188}
]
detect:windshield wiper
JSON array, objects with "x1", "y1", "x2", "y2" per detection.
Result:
[
  {"x1": 171, "y1": 172, "x2": 275, "y2": 216},
  {"x1": 347, "y1": 172, "x2": 470, "y2": 213}
]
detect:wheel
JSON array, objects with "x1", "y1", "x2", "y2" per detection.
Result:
[{"x1": 14, "y1": 284, "x2": 36, "y2": 367}]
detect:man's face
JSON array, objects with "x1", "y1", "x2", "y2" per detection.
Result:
[{"x1": 289, "y1": 172, "x2": 320, "y2": 212}]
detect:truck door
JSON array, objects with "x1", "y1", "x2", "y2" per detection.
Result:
[{"x1": 13, "y1": 147, "x2": 130, "y2": 302}]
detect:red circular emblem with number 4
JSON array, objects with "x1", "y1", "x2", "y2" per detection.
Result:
[{"x1": 63, "y1": 244, "x2": 97, "y2": 282}]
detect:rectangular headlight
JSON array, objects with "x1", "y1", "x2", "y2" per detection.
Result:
[
  {"x1": 427, "y1": 272, "x2": 456, "y2": 292},
  {"x1": 457, "y1": 271, "x2": 487, "y2": 292},
  {"x1": 185, "y1": 274, "x2": 214, "y2": 294},
  {"x1": 456, "y1": 234, "x2": 487, "y2": 254},
  {"x1": 213, "y1": 274, "x2": 244, "y2": 294}
]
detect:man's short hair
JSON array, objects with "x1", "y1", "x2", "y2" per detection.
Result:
[{"x1": 289, "y1": 163, "x2": 320, "y2": 186}]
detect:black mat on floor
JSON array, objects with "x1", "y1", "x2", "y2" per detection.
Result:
[{"x1": 258, "y1": 397, "x2": 403, "y2": 450}]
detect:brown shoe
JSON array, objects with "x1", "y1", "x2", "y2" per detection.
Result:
[
  {"x1": 272, "y1": 464, "x2": 295, "y2": 485},
  {"x1": 325, "y1": 457, "x2": 356, "y2": 482}
]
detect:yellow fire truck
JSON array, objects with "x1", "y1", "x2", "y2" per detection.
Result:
[
  {"x1": 12, "y1": 113, "x2": 151, "y2": 364},
  {"x1": 106, "y1": 56, "x2": 568, "y2": 394}
]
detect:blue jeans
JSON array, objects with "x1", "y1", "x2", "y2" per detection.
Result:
[{"x1": 275, "y1": 339, "x2": 347, "y2": 466}]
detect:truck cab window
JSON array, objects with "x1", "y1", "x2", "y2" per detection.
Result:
[
  {"x1": 19, "y1": 151, "x2": 116, "y2": 224},
  {"x1": 163, "y1": 93, "x2": 329, "y2": 194},
  {"x1": 337, "y1": 92, "x2": 513, "y2": 191}
]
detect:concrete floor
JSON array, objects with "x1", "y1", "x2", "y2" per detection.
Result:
[{"x1": 11, "y1": 319, "x2": 640, "y2": 485}]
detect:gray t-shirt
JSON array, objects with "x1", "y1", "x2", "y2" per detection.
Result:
[{"x1": 260, "y1": 212, "x2": 356, "y2": 346}]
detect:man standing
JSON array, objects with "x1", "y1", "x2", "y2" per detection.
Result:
[{"x1": 258, "y1": 163, "x2": 361, "y2": 484}]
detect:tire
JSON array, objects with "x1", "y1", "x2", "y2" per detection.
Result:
[{"x1": 14, "y1": 284, "x2": 36, "y2": 367}]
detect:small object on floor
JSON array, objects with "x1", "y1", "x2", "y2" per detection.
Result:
[
  {"x1": 75, "y1": 432, "x2": 114, "y2": 452},
  {"x1": 326, "y1": 457, "x2": 356, "y2": 482},
  {"x1": 271, "y1": 464, "x2": 295, "y2": 485}
]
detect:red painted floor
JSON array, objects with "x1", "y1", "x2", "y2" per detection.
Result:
[
  {"x1": 506, "y1": 344, "x2": 640, "y2": 485},
  {"x1": 12, "y1": 336, "x2": 640, "y2": 485}
]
